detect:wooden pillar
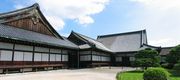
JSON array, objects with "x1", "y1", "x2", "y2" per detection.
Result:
[
  {"x1": 77, "y1": 50, "x2": 80, "y2": 69},
  {"x1": 61, "y1": 49, "x2": 63, "y2": 62},
  {"x1": 91, "y1": 49, "x2": 93, "y2": 68},
  {"x1": 48, "y1": 48, "x2": 50, "y2": 62},
  {"x1": 5, "y1": 69, "x2": 8, "y2": 74},
  {"x1": 32, "y1": 46, "x2": 35, "y2": 62},
  {"x1": 100, "y1": 52, "x2": 102, "y2": 62},
  {"x1": 61, "y1": 49, "x2": 63, "y2": 68},
  {"x1": 12, "y1": 43, "x2": 15, "y2": 62},
  {"x1": 21, "y1": 68, "x2": 24, "y2": 73},
  {"x1": 35, "y1": 67, "x2": 37, "y2": 72},
  {"x1": 32, "y1": 46, "x2": 35, "y2": 71}
]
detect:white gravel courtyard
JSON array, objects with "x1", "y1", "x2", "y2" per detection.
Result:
[{"x1": 0, "y1": 67, "x2": 136, "y2": 80}]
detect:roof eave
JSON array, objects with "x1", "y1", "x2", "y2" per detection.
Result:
[{"x1": 0, "y1": 35, "x2": 78, "y2": 50}]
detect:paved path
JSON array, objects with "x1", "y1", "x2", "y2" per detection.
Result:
[{"x1": 0, "y1": 67, "x2": 136, "y2": 80}]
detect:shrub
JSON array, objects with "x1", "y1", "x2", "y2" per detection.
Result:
[
  {"x1": 116, "y1": 72, "x2": 123, "y2": 80},
  {"x1": 161, "y1": 63, "x2": 174, "y2": 69},
  {"x1": 143, "y1": 68, "x2": 170, "y2": 80},
  {"x1": 173, "y1": 62, "x2": 180, "y2": 70}
]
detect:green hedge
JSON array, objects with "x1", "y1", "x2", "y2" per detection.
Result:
[{"x1": 143, "y1": 68, "x2": 170, "y2": 80}]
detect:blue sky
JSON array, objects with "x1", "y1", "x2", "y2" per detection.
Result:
[{"x1": 0, "y1": 0, "x2": 180, "y2": 47}]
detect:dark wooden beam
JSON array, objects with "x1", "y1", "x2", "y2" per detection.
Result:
[
  {"x1": 12, "y1": 43, "x2": 15, "y2": 62},
  {"x1": 48, "y1": 48, "x2": 50, "y2": 63},
  {"x1": 77, "y1": 50, "x2": 80, "y2": 68},
  {"x1": 91, "y1": 49, "x2": 93, "y2": 67},
  {"x1": 32, "y1": 46, "x2": 35, "y2": 62},
  {"x1": 61, "y1": 49, "x2": 62, "y2": 62}
]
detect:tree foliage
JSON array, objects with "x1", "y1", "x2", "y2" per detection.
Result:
[
  {"x1": 134, "y1": 48, "x2": 160, "y2": 69},
  {"x1": 166, "y1": 45, "x2": 180, "y2": 64},
  {"x1": 173, "y1": 62, "x2": 180, "y2": 71}
]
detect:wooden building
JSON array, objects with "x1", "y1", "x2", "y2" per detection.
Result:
[
  {"x1": 0, "y1": 3, "x2": 79, "y2": 73},
  {"x1": 0, "y1": 3, "x2": 174, "y2": 73},
  {"x1": 68, "y1": 31, "x2": 112, "y2": 68},
  {"x1": 97, "y1": 30, "x2": 160, "y2": 66}
]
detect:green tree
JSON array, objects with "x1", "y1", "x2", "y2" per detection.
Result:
[
  {"x1": 166, "y1": 45, "x2": 180, "y2": 64},
  {"x1": 134, "y1": 48, "x2": 160, "y2": 70}
]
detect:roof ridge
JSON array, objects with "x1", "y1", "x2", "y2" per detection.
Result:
[
  {"x1": 72, "y1": 31, "x2": 103, "y2": 43},
  {"x1": 71, "y1": 31, "x2": 112, "y2": 52},
  {"x1": 71, "y1": 31, "x2": 93, "y2": 45},
  {"x1": 72, "y1": 31, "x2": 91, "y2": 40},
  {"x1": 97, "y1": 29, "x2": 146, "y2": 38}
]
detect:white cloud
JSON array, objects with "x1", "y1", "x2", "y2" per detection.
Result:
[
  {"x1": 131, "y1": 0, "x2": 180, "y2": 10},
  {"x1": 15, "y1": 0, "x2": 109, "y2": 30},
  {"x1": 77, "y1": 16, "x2": 94, "y2": 25},
  {"x1": 128, "y1": 0, "x2": 180, "y2": 47},
  {"x1": 149, "y1": 38, "x2": 180, "y2": 47},
  {"x1": 45, "y1": 15, "x2": 65, "y2": 30}
]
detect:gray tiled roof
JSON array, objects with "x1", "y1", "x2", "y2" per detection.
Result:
[
  {"x1": 140, "y1": 44, "x2": 160, "y2": 50},
  {"x1": 159, "y1": 47, "x2": 173, "y2": 56},
  {"x1": 97, "y1": 30, "x2": 147, "y2": 52},
  {"x1": 79, "y1": 44, "x2": 91, "y2": 49},
  {"x1": 0, "y1": 3, "x2": 63, "y2": 39},
  {"x1": 69, "y1": 31, "x2": 112, "y2": 52},
  {"x1": 0, "y1": 24, "x2": 78, "y2": 49}
]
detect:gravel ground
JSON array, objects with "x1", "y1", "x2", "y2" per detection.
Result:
[{"x1": 0, "y1": 67, "x2": 136, "y2": 80}]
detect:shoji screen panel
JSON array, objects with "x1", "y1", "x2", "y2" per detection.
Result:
[
  {"x1": 41, "y1": 53, "x2": 49, "y2": 61},
  {"x1": 14, "y1": 51, "x2": 23, "y2": 61},
  {"x1": 24, "y1": 52, "x2": 33, "y2": 61},
  {"x1": 15, "y1": 44, "x2": 33, "y2": 51},
  {"x1": 62, "y1": 55, "x2": 68, "y2": 61},
  {"x1": 50, "y1": 49, "x2": 62, "y2": 62},
  {"x1": 0, "y1": 42, "x2": 13, "y2": 49},
  {"x1": 34, "y1": 53, "x2": 42, "y2": 61},
  {"x1": 62, "y1": 50, "x2": 68, "y2": 61},
  {"x1": 80, "y1": 51, "x2": 91, "y2": 61},
  {"x1": 50, "y1": 54, "x2": 56, "y2": 61},
  {"x1": 80, "y1": 55, "x2": 91, "y2": 61},
  {"x1": 116, "y1": 57, "x2": 122, "y2": 62},
  {"x1": 50, "y1": 49, "x2": 61, "y2": 53},
  {"x1": 55, "y1": 54, "x2": 61, "y2": 61},
  {"x1": 0, "y1": 50, "x2": 13, "y2": 61},
  {"x1": 35, "y1": 47, "x2": 49, "y2": 52}
]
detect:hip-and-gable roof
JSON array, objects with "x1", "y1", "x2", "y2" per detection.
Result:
[
  {"x1": 97, "y1": 30, "x2": 148, "y2": 52},
  {"x1": 68, "y1": 31, "x2": 112, "y2": 52},
  {"x1": 0, "y1": 3, "x2": 63, "y2": 39}
]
